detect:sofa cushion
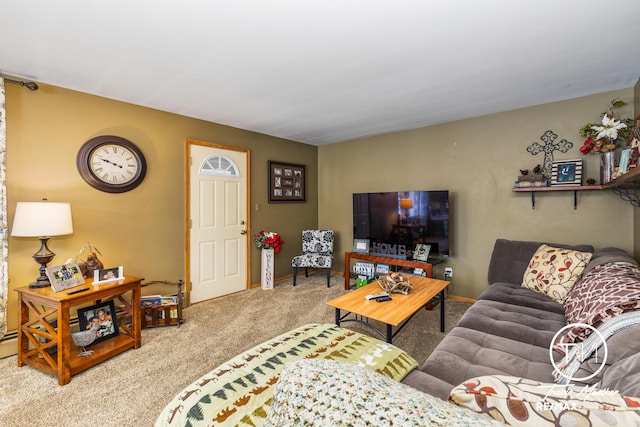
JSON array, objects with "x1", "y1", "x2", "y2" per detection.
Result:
[
  {"x1": 418, "y1": 326, "x2": 560, "y2": 400},
  {"x1": 521, "y1": 244, "x2": 592, "y2": 303},
  {"x1": 449, "y1": 375, "x2": 640, "y2": 426},
  {"x1": 456, "y1": 299, "x2": 566, "y2": 348},
  {"x1": 264, "y1": 359, "x2": 504, "y2": 426},
  {"x1": 487, "y1": 239, "x2": 593, "y2": 287},
  {"x1": 478, "y1": 283, "x2": 565, "y2": 314}
]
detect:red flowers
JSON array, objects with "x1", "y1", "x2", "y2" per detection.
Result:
[{"x1": 254, "y1": 231, "x2": 284, "y2": 253}]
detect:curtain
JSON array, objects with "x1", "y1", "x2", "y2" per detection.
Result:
[{"x1": 0, "y1": 77, "x2": 7, "y2": 339}]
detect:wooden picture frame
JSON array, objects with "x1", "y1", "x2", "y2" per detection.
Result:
[
  {"x1": 551, "y1": 159, "x2": 583, "y2": 186},
  {"x1": 77, "y1": 300, "x2": 119, "y2": 346},
  {"x1": 46, "y1": 262, "x2": 85, "y2": 292},
  {"x1": 268, "y1": 160, "x2": 306, "y2": 202}
]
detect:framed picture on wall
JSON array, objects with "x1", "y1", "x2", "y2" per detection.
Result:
[
  {"x1": 268, "y1": 161, "x2": 306, "y2": 202},
  {"x1": 550, "y1": 159, "x2": 582, "y2": 186}
]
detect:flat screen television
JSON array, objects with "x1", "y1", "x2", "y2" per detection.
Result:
[{"x1": 353, "y1": 190, "x2": 450, "y2": 259}]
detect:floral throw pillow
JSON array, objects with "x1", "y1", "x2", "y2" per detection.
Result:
[
  {"x1": 521, "y1": 244, "x2": 592, "y2": 304},
  {"x1": 450, "y1": 375, "x2": 640, "y2": 427}
]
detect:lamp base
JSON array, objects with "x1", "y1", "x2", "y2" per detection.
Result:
[{"x1": 30, "y1": 237, "x2": 55, "y2": 289}]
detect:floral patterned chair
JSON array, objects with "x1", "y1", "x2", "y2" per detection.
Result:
[{"x1": 292, "y1": 230, "x2": 334, "y2": 287}]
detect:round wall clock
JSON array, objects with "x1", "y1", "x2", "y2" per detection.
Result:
[{"x1": 76, "y1": 135, "x2": 147, "y2": 193}]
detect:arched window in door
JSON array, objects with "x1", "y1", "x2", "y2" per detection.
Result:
[{"x1": 199, "y1": 155, "x2": 240, "y2": 177}]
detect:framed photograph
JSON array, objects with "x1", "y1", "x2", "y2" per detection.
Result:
[
  {"x1": 77, "y1": 300, "x2": 119, "y2": 345},
  {"x1": 353, "y1": 238, "x2": 370, "y2": 254},
  {"x1": 93, "y1": 266, "x2": 124, "y2": 284},
  {"x1": 551, "y1": 159, "x2": 582, "y2": 186},
  {"x1": 268, "y1": 160, "x2": 306, "y2": 202},
  {"x1": 46, "y1": 262, "x2": 85, "y2": 292},
  {"x1": 413, "y1": 244, "x2": 431, "y2": 262}
]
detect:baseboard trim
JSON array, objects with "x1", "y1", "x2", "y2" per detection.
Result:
[
  {"x1": 0, "y1": 334, "x2": 17, "y2": 359},
  {"x1": 445, "y1": 294, "x2": 477, "y2": 304}
]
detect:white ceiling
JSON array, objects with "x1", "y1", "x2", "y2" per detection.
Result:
[{"x1": 2, "y1": 0, "x2": 640, "y2": 146}]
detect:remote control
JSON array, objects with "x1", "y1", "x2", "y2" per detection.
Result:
[
  {"x1": 365, "y1": 292, "x2": 389, "y2": 300},
  {"x1": 375, "y1": 296, "x2": 392, "y2": 302}
]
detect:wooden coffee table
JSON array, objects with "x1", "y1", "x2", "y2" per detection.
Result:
[{"x1": 327, "y1": 276, "x2": 450, "y2": 343}]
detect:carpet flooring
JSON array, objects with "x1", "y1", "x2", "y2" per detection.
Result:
[{"x1": 0, "y1": 273, "x2": 470, "y2": 426}]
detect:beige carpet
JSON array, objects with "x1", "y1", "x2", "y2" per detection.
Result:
[{"x1": 0, "y1": 273, "x2": 470, "y2": 427}]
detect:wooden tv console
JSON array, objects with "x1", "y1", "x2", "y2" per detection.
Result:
[{"x1": 343, "y1": 252, "x2": 432, "y2": 290}]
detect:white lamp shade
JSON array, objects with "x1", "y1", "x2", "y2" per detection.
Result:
[{"x1": 11, "y1": 202, "x2": 74, "y2": 237}]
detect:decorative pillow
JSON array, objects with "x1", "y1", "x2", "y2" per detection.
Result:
[
  {"x1": 450, "y1": 375, "x2": 640, "y2": 426},
  {"x1": 521, "y1": 244, "x2": 592, "y2": 303},
  {"x1": 264, "y1": 359, "x2": 504, "y2": 426}
]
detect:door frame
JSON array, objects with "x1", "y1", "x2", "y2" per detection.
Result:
[{"x1": 184, "y1": 138, "x2": 251, "y2": 306}]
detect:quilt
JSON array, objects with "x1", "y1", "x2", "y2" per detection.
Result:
[{"x1": 155, "y1": 323, "x2": 418, "y2": 427}]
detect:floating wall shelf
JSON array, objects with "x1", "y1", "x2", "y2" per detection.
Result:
[{"x1": 513, "y1": 167, "x2": 640, "y2": 209}]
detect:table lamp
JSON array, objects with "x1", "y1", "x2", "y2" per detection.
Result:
[{"x1": 11, "y1": 199, "x2": 74, "y2": 288}]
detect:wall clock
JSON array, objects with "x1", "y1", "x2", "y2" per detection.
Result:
[{"x1": 76, "y1": 135, "x2": 147, "y2": 193}]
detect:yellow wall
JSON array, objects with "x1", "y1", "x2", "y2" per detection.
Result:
[
  {"x1": 319, "y1": 88, "x2": 636, "y2": 299},
  {"x1": 5, "y1": 83, "x2": 318, "y2": 335}
]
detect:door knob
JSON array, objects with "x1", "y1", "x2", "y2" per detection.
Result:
[{"x1": 240, "y1": 230, "x2": 247, "y2": 235}]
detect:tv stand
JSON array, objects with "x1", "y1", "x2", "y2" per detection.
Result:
[{"x1": 343, "y1": 252, "x2": 433, "y2": 290}]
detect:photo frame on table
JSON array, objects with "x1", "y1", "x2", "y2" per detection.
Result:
[
  {"x1": 46, "y1": 262, "x2": 85, "y2": 292},
  {"x1": 93, "y1": 266, "x2": 124, "y2": 284},
  {"x1": 77, "y1": 300, "x2": 119, "y2": 346},
  {"x1": 268, "y1": 160, "x2": 306, "y2": 202},
  {"x1": 550, "y1": 159, "x2": 582, "y2": 186},
  {"x1": 413, "y1": 244, "x2": 431, "y2": 262},
  {"x1": 353, "y1": 239, "x2": 370, "y2": 254}
]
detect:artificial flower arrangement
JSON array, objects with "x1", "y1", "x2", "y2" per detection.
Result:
[
  {"x1": 254, "y1": 231, "x2": 284, "y2": 253},
  {"x1": 578, "y1": 99, "x2": 633, "y2": 155}
]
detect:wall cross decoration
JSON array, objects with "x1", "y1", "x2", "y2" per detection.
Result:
[{"x1": 527, "y1": 130, "x2": 573, "y2": 177}]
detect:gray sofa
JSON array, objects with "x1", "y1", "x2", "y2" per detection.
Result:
[{"x1": 402, "y1": 238, "x2": 640, "y2": 401}]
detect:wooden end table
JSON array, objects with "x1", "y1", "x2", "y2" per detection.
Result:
[
  {"x1": 327, "y1": 275, "x2": 449, "y2": 343},
  {"x1": 16, "y1": 275, "x2": 143, "y2": 385}
]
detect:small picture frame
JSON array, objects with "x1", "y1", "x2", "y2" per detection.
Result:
[
  {"x1": 46, "y1": 263, "x2": 85, "y2": 292},
  {"x1": 77, "y1": 300, "x2": 119, "y2": 346},
  {"x1": 93, "y1": 266, "x2": 124, "y2": 284},
  {"x1": 376, "y1": 263, "x2": 390, "y2": 275},
  {"x1": 268, "y1": 160, "x2": 306, "y2": 202},
  {"x1": 413, "y1": 244, "x2": 431, "y2": 262},
  {"x1": 353, "y1": 238, "x2": 370, "y2": 254},
  {"x1": 551, "y1": 159, "x2": 583, "y2": 186}
]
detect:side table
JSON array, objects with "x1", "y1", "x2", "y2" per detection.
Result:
[{"x1": 16, "y1": 275, "x2": 143, "y2": 385}]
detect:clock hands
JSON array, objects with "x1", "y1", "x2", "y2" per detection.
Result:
[{"x1": 97, "y1": 156, "x2": 124, "y2": 168}]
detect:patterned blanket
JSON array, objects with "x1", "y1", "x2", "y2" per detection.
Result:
[
  {"x1": 557, "y1": 261, "x2": 640, "y2": 347},
  {"x1": 155, "y1": 323, "x2": 418, "y2": 427}
]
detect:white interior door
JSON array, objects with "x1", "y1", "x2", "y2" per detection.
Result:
[{"x1": 188, "y1": 142, "x2": 249, "y2": 303}]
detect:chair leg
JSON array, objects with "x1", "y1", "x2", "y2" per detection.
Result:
[
  {"x1": 293, "y1": 267, "x2": 297, "y2": 286},
  {"x1": 326, "y1": 268, "x2": 331, "y2": 287},
  {"x1": 304, "y1": 268, "x2": 308, "y2": 277}
]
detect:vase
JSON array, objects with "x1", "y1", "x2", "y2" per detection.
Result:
[
  {"x1": 600, "y1": 151, "x2": 615, "y2": 184},
  {"x1": 261, "y1": 248, "x2": 274, "y2": 290}
]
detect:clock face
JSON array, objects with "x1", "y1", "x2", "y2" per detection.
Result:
[
  {"x1": 89, "y1": 144, "x2": 139, "y2": 185},
  {"x1": 77, "y1": 136, "x2": 147, "y2": 193}
]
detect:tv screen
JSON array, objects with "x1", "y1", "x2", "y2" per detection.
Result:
[{"x1": 353, "y1": 190, "x2": 450, "y2": 258}]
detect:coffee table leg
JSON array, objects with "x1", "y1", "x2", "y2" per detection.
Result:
[
  {"x1": 335, "y1": 308, "x2": 341, "y2": 327},
  {"x1": 440, "y1": 289, "x2": 445, "y2": 332},
  {"x1": 386, "y1": 324, "x2": 392, "y2": 343}
]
